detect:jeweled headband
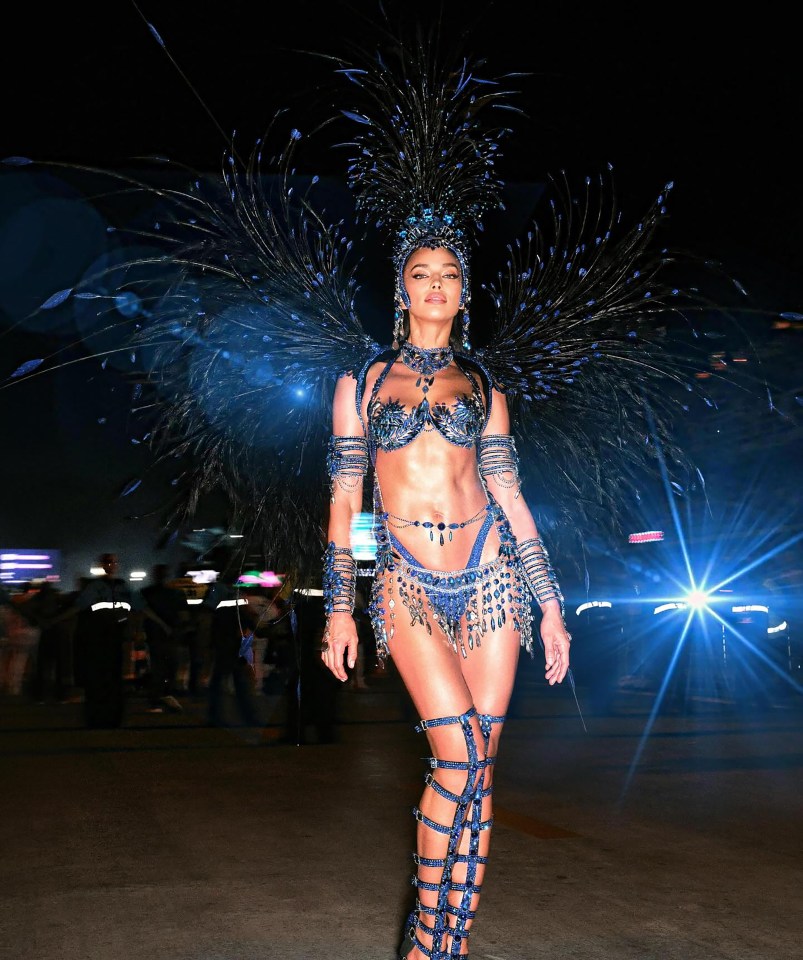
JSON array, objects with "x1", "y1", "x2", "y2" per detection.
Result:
[{"x1": 394, "y1": 207, "x2": 470, "y2": 309}]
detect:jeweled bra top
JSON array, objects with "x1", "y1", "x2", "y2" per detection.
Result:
[{"x1": 366, "y1": 342, "x2": 486, "y2": 452}]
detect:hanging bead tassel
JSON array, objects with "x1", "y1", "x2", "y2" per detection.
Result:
[
  {"x1": 461, "y1": 305, "x2": 471, "y2": 351},
  {"x1": 392, "y1": 303, "x2": 404, "y2": 350}
]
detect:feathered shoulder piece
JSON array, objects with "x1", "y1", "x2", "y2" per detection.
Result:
[
  {"x1": 4, "y1": 123, "x2": 380, "y2": 585},
  {"x1": 473, "y1": 167, "x2": 756, "y2": 545}
]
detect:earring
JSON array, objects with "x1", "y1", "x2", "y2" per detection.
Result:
[
  {"x1": 461, "y1": 305, "x2": 471, "y2": 351},
  {"x1": 392, "y1": 303, "x2": 404, "y2": 350}
]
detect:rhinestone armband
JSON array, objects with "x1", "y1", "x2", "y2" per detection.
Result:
[
  {"x1": 478, "y1": 434, "x2": 522, "y2": 498},
  {"x1": 322, "y1": 542, "x2": 357, "y2": 615},
  {"x1": 326, "y1": 436, "x2": 369, "y2": 504}
]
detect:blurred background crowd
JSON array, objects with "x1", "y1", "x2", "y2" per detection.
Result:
[{"x1": 0, "y1": 549, "x2": 376, "y2": 740}]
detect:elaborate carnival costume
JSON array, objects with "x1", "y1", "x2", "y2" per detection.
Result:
[{"x1": 7, "y1": 17, "x2": 741, "y2": 960}]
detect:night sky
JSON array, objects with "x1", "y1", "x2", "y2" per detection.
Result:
[{"x1": 1, "y1": 1, "x2": 801, "y2": 586}]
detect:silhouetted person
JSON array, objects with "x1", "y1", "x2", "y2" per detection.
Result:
[
  {"x1": 262, "y1": 595, "x2": 294, "y2": 695},
  {"x1": 67, "y1": 576, "x2": 92, "y2": 691},
  {"x1": 203, "y1": 580, "x2": 261, "y2": 729},
  {"x1": 168, "y1": 569, "x2": 206, "y2": 697},
  {"x1": 349, "y1": 586, "x2": 372, "y2": 691},
  {"x1": 22, "y1": 582, "x2": 73, "y2": 702},
  {"x1": 51, "y1": 554, "x2": 169, "y2": 727},
  {"x1": 140, "y1": 563, "x2": 188, "y2": 713},
  {"x1": 285, "y1": 588, "x2": 341, "y2": 745}
]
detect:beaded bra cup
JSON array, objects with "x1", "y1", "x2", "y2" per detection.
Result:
[{"x1": 367, "y1": 342, "x2": 485, "y2": 452}]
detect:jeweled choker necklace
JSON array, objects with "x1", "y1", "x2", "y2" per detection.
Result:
[{"x1": 400, "y1": 341, "x2": 454, "y2": 376}]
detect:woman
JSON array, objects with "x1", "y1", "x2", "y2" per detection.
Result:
[
  {"x1": 9, "y1": 21, "x2": 718, "y2": 955},
  {"x1": 321, "y1": 237, "x2": 571, "y2": 958}
]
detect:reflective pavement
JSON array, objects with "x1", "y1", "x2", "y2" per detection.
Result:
[{"x1": 1, "y1": 662, "x2": 801, "y2": 960}]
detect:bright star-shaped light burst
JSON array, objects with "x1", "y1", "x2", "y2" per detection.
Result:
[{"x1": 612, "y1": 413, "x2": 803, "y2": 804}]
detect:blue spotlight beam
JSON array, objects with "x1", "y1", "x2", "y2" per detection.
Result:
[
  {"x1": 619, "y1": 606, "x2": 697, "y2": 806},
  {"x1": 706, "y1": 530, "x2": 803, "y2": 597},
  {"x1": 706, "y1": 607, "x2": 803, "y2": 698}
]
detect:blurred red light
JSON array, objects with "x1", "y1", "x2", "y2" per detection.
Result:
[{"x1": 628, "y1": 531, "x2": 664, "y2": 543}]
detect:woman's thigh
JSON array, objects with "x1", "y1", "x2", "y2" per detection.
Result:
[
  {"x1": 459, "y1": 620, "x2": 521, "y2": 720},
  {"x1": 387, "y1": 613, "x2": 473, "y2": 722},
  {"x1": 386, "y1": 595, "x2": 521, "y2": 724}
]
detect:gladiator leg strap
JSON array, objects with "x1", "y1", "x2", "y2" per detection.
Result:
[
  {"x1": 476, "y1": 712, "x2": 505, "y2": 748},
  {"x1": 403, "y1": 707, "x2": 493, "y2": 959}
]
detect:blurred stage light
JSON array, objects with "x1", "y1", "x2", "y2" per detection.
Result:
[
  {"x1": 236, "y1": 570, "x2": 283, "y2": 587},
  {"x1": 628, "y1": 530, "x2": 664, "y2": 543},
  {"x1": 686, "y1": 589, "x2": 710, "y2": 610},
  {"x1": 0, "y1": 549, "x2": 60, "y2": 584},
  {"x1": 186, "y1": 569, "x2": 219, "y2": 584},
  {"x1": 351, "y1": 512, "x2": 377, "y2": 561}
]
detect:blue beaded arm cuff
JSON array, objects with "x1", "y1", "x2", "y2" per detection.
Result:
[
  {"x1": 478, "y1": 434, "x2": 522, "y2": 498},
  {"x1": 327, "y1": 436, "x2": 369, "y2": 504},
  {"x1": 323, "y1": 542, "x2": 357, "y2": 615},
  {"x1": 517, "y1": 537, "x2": 564, "y2": 613}
]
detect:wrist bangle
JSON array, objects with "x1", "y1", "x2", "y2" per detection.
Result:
[
  {"x1": 322, "y1": 542, "x2": 357, "y2": 615},
  {"x1": 517, "y1": 537, "x2": 564, "y2": 613}
]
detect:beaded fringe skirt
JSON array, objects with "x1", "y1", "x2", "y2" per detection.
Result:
[{"x1": 368, "y1": 525, "x2": 534, "y2": 661}]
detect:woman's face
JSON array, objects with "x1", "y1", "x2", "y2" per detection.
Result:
[{"x1": 401, "y1": 246, "x2": 463, "y2": 322}]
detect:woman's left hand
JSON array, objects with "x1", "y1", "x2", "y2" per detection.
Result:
[{"x1": 540, "y1": 607, "x2": 571, "y2": 685}]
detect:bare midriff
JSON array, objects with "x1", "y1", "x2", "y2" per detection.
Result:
[{"x1": 374, "y1": 434, "x2": 497, "y2": 570}]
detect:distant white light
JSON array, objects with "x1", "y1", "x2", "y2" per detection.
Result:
[
  {"x1": 90, "y1": 566, "x2": 105, "y2": 576},
  {"x1": 1, "y1": 553, "x2": 51, "y2": 561},
  {"x1": 129, "y1": 571, "x2": 147, "y2": 580},
  {"x1": 653, "y1": 602, "x2": 688, "y2": 615},
  {"x1": 575, "y1": 600, "x2": 612, "y2": 616},
  {"x1": 228, "y1": 534, "x2": 244, "y2": 539},
  {"x1": 731, "y1": 605, "x2": 768, "y2": 614},
  {"x1": 767, "y1": 621, "x2": 788, "y2": 634},
  {"x1": 186, "y1": 569, "x2": 219, "y2": 584}
]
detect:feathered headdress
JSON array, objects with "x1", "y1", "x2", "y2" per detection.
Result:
[{"x1": 333, "y1": 26, "x2": 524, "y2": 345}]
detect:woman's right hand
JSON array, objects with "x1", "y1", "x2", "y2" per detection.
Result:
[{"x1": 320, "y1": 611, "x2": 359, "y2": 682}]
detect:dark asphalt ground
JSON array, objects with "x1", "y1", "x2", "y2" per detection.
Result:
[{"x1": 1, "y1": 663, "x2": 801, "y2": 960}]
